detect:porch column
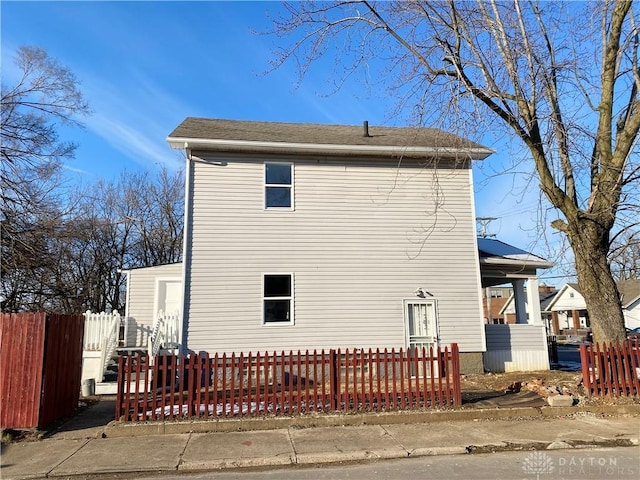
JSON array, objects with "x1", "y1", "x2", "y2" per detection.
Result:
[
  {"x1": 526, "y1": 277, "x2": 542, "y2": 326},
  {"x1": 572, "y1": 310, "x2": 580, "y2": 334},
  {"x1": 551, "y1": 311, "x2": 560, "y2": 335},
  {"x1": 513, "y1": 279, "x2": 528, "y2": 324}
]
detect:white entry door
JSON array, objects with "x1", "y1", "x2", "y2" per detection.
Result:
[
  {"x1": 404, "y1": 300, "x2": 438, "y2": 352},
  {"x1": 404, "y1": 300, "x2": 438, "y2": 377},
  {"x1": 156, "y1": 279, "x2": 182, "y2": 316}
]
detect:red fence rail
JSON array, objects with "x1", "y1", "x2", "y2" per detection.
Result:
[
  {"x1": 1, "y1": 313, "x2": 84, "y2": 428},
  {"x1": 579, "y1": 340, "x2": 640, "y2": 397},
  {"x1": 116, "y1": 344, "x2": 461, "y2": 421}
]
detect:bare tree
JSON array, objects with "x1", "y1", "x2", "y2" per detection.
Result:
[
  {"x1": 1, "y1": 46, "x2": 89, "y2": 203},
  {"x1": 1, "y1": 167, "x2": 184, "y2": 314},
  {"x1": 610, "y1": 230, "x2": 640, "y2": 281},
  {"x1": 1, "y1": 46, "x2": 90, "y2": 312},
  {"x1": 271, "y1": 0, "x2": 640, "y2": 343}
]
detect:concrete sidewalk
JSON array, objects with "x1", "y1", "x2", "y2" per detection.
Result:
[{"x1": 1, "y1": 403, "x2": 639, "y2": 479}]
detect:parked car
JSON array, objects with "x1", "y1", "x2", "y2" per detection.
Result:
[{"x1": 626, "y1": 327, "x2": 640, "y2": 340}]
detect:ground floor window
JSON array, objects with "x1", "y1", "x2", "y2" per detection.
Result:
[{"x1": 263, "y1": 274, "x2": 293, "y2": 324}]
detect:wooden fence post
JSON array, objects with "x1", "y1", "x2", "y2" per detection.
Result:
[
  {"x1": 451, "y1": 343, "x2": 462, "y2": 406},
  {"x1": 329, "y1": 349, "x2": 338, "y2": 411},
  {"x1": 115, "y1": 355, "x2": 125, "y2": 420}
]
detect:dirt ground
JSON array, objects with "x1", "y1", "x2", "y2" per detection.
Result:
[{"x1": 460, "y1": 370, "x2": 640, "y2": 407}]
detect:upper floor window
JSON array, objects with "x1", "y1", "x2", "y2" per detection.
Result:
[
  {"x1": 265, "y1": 162, "x2": 293, "y2": 209},
  {"x1": 490, "y1": 290, "x2": 504, "y2": 298}
]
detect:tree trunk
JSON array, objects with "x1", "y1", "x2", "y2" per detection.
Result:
[{"x1": 567, "y1": 219, "x2": 626, "y2": 344}]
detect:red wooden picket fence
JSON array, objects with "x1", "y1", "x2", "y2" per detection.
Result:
[
  {"x1": 579, "y1": 340, "x2": 640, "y2": 397},
  {"x1": 116, "y1": 344, "x2": 461, "y2": 421},
  {"x1": 1, "y1": 313, "x2": 85, "y2": 429}
]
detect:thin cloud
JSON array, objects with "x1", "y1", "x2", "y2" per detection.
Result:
[
  {"x1": 79, "y1": 70, "x2": 193, "y2": 171},
  {"x1": 62, "y1": 164, "x2": 90, "y2": 175}
]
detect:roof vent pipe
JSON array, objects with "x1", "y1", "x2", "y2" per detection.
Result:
[{"x1": 363, "y1": 120, "x2": 370, "y2": 137}]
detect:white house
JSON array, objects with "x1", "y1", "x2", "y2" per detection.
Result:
[
  {"x1": 102, "y1": 118, "x2": 555, "y2": 376},
  {"x1": 165, "y1": 117, "x2": 499, "y2": 373},
  {"x1": 619, "y1": 279, "x2": 640, "y2": 330},
  {"x1": 546, "y1": 279, "x2": 640, "y2": 334}
]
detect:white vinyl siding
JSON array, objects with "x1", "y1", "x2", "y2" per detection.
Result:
[
  {"x1": 484, "y1": 324, "x2": 549, "y2": 372},
  {"x1": 126, "y1": 263, "x2": 183, "y2": 347},
  {"x1": 184, "y1": 154, "x2": 484, "y2": 353}
]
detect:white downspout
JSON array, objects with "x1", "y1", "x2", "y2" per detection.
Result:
[
  {"x1": 178, "y1": 144, "x2": 193, "y2": 355},
  {"x1": 118, "y1": 269, "x2": 131, "y2": 347}
]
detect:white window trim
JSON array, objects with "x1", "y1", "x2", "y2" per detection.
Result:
[
  {"x1": 264, "y1": 161, "x2": 294, "y2": 210},
  {"x1": 402, "y1": 298, "x2": 439, "y2": 348},
  {"x1": 262, "y1": 273, "x2": 295, "y2": 326}
]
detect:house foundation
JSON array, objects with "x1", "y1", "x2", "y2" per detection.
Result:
[{"x1": 459, "y1": 352, "x2": 484, "y2": 374}]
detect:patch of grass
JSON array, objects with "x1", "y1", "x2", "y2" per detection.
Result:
[{"x1": 1, "y1": 428, "x2": 45, "y2": 444}]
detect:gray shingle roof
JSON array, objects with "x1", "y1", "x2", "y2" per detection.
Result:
[
  {"x1": 618, "y1": 279, "x2": 640, "y2": 307},
  {"x1": 167, "y1": 117, "x2": 493, "y2": 159},
  {"x1": 477, "y1": 238, "x2": 553, "y2": 268}
]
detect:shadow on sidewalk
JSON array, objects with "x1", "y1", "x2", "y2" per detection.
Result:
[{"x1": 46, "y1": 396, "x2": 116, "y2": 440}]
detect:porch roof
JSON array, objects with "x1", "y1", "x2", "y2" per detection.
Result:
[{"x1": 478, "y1": 238, "x2": 553, "y2": 287}]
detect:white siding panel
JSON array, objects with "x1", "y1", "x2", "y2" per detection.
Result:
[
  {"x1": 624, "y1": 300, "x2": 640, "y2": 329},
  {"x1": 483, "y1": 350, "x2": 550, "y2": 373},
  {"x1": 127, "y1": 263, "x2": 182, "y2": 346},
  {"x1": 484, "y1": 324, "x2": 550, "y2": 372},
  {"x1": 185, "y1": 156, "x2": 484, "y2": 354}
]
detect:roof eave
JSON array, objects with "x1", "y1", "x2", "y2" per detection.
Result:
[
  {"x1": 166, "y1": 136, "x2": 494, "y2": 160},
  {"x1": 479, "y1": 257, "x2": 555, "y2": 269}
]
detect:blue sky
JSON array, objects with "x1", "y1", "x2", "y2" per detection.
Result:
[{"x1": 1, "y1": 1, "x2": 566, "y2": 283}]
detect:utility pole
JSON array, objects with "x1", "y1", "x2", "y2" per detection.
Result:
[
  {"x1": 476, "y1": 217, "x2": 497, "y2": 238},
  {"x1": 477, "y1": 217, "x2": 497, "y2": 323}
]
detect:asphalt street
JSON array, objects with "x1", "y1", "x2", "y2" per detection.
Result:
[{"x1": 125, "y1": 447, "x2": 640, "y2": 480}]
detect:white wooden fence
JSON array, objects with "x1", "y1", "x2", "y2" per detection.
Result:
[
  {"x1": 148, "y1": 310, "x2": 180, "y2": 358},
  {"x1": 83, "y1": 310, "x2": 121, "y2": 351},
  {"x1": 83, "y1": 310, "x2": 122, "y2": 382}
]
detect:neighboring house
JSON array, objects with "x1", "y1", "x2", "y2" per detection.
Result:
[
  {"x1": 545, "y1": 283, "x2": 589, "y2": 337},
  {"x1": 546, "y1": 279, "x2": 640, "y2": 335},
  {"x1": 499, "y1": 285, "x2": 558, "y2": 330},
  {"x1": 618, "y1": 279, "x2": 640, "y2": 330},
  {"x1": 482, "y1": 286, "x2": 513, "y2": 324}
]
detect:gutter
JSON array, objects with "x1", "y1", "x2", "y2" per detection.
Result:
[
  {"x1": 166, "y1": 136, "x2": 494, "y2": 161},
  {"x1": 479, "y1": 257, "x2": 555, "y2": 269}
]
